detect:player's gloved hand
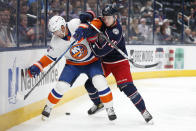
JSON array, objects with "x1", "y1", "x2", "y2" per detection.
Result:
[
  {"x1": 79, "y1": 10, "x2": 95, "y2": 23},
  {"x1": 28, "y1": 63, "x2": 42, "y2": 78},
  {"x1": 73, "y1": 24, "x2": 89, "y2": 42},
  {"x1": 86, "y1": 30, "x2": 98, "y2": 43}
]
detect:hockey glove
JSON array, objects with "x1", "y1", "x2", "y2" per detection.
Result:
[
  {"x1": 73, "y1": 24, "x2": 89, "y2": 42},
  {"x1": 79, "y1": 10, "x2": 96, "y2": 23},
  {"x1": 86, "y1": 30, "x2": 98, "y2": 43},
  {"x1": 28, "y1": 62, "x2": 42, "y2": 78}
]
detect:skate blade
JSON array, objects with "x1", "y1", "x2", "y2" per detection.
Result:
[
  {"x1": 146, "y1": 119, "x2": 154, "y2": 125},
  {"x1": 108, "y1": 115, "x2": 117, "y2": 121},
  {"x1": 88, "y1": 106, "x2": 105, "y2": 115},
  {"x1": 95, "y1": 106, "x2": 105, "y2": 114}
]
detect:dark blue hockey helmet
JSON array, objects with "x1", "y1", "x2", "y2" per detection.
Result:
[{"x1": 102, "y1": 4, "x2": 118, "y2": 16}]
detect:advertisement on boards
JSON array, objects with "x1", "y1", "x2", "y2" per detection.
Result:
[
  {"x1": 126, "y1": 45, "x2": 186, "y2": 72},
  {"x1": 0, "y1": 49, "x2": 65, "y2": 114}
]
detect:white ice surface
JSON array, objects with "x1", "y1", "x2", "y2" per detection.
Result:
[{"x1": 8, "y1": 77, "x2": 196, "y2": 131}]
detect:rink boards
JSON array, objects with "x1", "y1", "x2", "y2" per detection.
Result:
[{"x1": 0, "y1": 45, "x2": 196, "y2": 130}]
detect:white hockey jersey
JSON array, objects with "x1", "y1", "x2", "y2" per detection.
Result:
[{"x1": 43, "y1": 18, "x2": 98, "y2": 66}]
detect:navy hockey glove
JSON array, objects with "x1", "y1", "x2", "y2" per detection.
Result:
[
  {"x1": 79, "y1": 10, "x2": 96, "y2": 23},
  {"x1": 86, "y1": 30, "x2": 98, "y2": 43},
  {"x1": 28, "y1": 63, "x2": 42, "y2": 78},
  {"x1": 73, "y1": 24, "x2": 89, "y2": 42}
]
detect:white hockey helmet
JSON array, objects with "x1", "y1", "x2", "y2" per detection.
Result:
[{"x1": 48, "y1": 15, "x2": 66, "y2": 33}]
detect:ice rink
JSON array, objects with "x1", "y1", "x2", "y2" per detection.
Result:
[{"x1": 8, "y1": 77, "x2": 196, "y2": 131}]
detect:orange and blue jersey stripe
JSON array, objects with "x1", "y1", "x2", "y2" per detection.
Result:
[
  {"x1": 66, "y1": 57, "x2": 99, "y2": 66},
  {"x1": 35, "y1": 55, "x2": 54, "y2": 71},
  {"x1": 66, "y1": 52, "x2": 99, "y2": 65}
]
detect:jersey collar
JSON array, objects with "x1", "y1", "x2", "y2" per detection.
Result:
[{"x1": 63, "y1": 24, "x2": 71, "y2": 41}]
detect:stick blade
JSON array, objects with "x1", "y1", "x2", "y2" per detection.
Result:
[{"x1": 130, "y1": 60, "x2": 161, "y2": 68}]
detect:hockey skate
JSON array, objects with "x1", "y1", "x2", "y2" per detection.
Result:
[
  {"x1": 88, "y1": 103, "x2": 104, "y2": 115},
  {"x1": 106, "y1": 107, "x2": 117, "y2": 121},
  {"x1": 142, "y1": 110, "x2": 153, "y2": 124},
  {"x1": 41, "y1": 105, "x2": 52, "y2": 121}
]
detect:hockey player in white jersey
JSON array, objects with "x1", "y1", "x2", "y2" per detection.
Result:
[{"x1": 27, "y1": 15, "x2": 116, "y2": 121}]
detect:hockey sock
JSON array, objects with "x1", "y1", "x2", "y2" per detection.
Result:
[
  {"x1": 92, "y1": 75, "x2": 113, "y2": 108},
  {"x1": 85, "y1": 78, "x2": 101, "y2": 105},
  {"x1": 119, "y1": 82, "x2": 146, "y2": 113},
  {"x1": 98, "y1": 87, "x2": 113, "y2": 104},
  {"x1": 48, "y1": 88, "x2": 63, "y2": 106},
  {"x1": 47, "y1": 81, "x2": 69, "y2": 108}
]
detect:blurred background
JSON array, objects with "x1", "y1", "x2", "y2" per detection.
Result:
[{"x1": 0, "y1": 0, "x2": 195, "y2": 50}]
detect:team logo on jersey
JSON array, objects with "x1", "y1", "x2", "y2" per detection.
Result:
[
  {"x1": 70, "y1": 44, "x2": 88, "y2": 60},
  {"x1": 112, "y1": 28, "x2": 119, "y2": 35}
]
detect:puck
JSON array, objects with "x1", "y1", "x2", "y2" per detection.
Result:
[{"x1": 65, "y1": 112, "x2": 71, "y2": 115}]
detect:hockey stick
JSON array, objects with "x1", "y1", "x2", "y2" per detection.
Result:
[
  {"x1": 88, "y1": 22, "x2": 160, "y2": 68},
  {"x1": 24, "y1": 40, "x2": 77, "y2": 100}
]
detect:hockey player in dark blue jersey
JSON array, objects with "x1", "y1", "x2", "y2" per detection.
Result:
[{"x1": 74, "y1": 4, "x2": 153, "y2": 123}]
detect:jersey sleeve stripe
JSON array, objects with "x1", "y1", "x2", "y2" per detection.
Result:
[
  {"x1": 91, "y1": 18, "x2": 102, "y2": 29},
  {"x1": 87, "y1": 35, "x2": 98, "y2": 43},
  {"x1": 79, "y1": 24, "x2": 89, "y2": 28},
  {"x1": 66, "y1": 57, "x2": 99, "y2": 65},
  {"x1": 39, "y1": 55, "x2": 54, "y2": 68},
  {"x1": 33, "y1": 62, "x2": 44, "y2": 71}
]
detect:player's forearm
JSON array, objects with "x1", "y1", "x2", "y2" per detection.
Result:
[{"x1": 91, "y1": 42, "x2": 115, "y2": 57}]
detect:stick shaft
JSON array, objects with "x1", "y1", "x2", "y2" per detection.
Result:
[{"x1": 24, "y1": 40, "x2": 76, "y2": 100}]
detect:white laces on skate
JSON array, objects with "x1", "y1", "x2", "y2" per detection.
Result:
[
  {"x1": 142, "y1": 110, "x2": 154, "y2": 124},
  {"x1": 90, "y1": 104, "x2": 98, "y2": 112},
  {"x1": 44, "y1": 105, "x2": 52, "y2": 113},
  {"x1": 41, "y1": 105, "x2": 52, "y2": 121},
  {"x1": 142, "y1": 110, "x2": 150, "y2": 119},
  {"x1": 106, "y1": 107, "x2": 115, "y2": 116},
  {"x1": 88, "y1": 103, "x2": 104, "y2": 115}
]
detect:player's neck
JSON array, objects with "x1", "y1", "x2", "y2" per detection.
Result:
[{"x1": 108, "y1": 20, "x2": 117, "y2": 28}]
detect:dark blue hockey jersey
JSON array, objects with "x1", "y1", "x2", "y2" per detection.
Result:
[{"x1": 90, "y1": 18, "x2": 128, "y2": 62}]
